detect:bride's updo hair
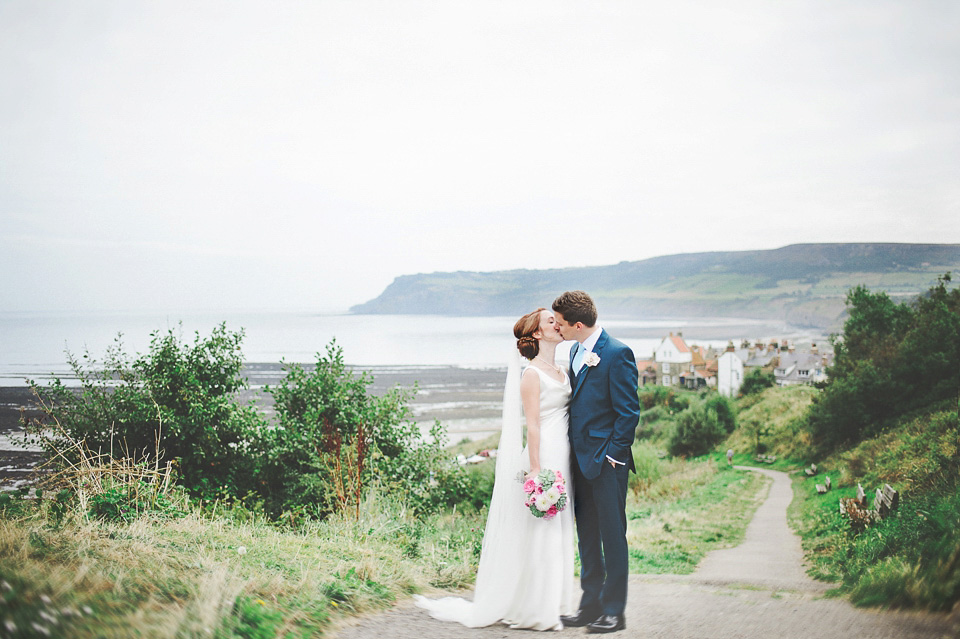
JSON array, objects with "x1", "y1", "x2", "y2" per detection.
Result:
[{"x1": 513, "y1": 308, "x2": 545, "y2": 360}]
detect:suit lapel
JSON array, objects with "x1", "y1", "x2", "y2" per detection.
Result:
[
  {"x1": 572, "y1": 329, "x2": 607, "y2": 398},
  {"x1": 568, "y1": 342, "x2": 579, "y2": 391}
]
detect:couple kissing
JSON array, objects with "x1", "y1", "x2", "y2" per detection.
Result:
[{"x1": 415, "y1": 290, "x2": 641, "y2": 633}]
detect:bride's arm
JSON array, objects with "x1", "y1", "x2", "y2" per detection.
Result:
[{"x1": 520, "y1": 368, "x2": 542, "y2": 477}]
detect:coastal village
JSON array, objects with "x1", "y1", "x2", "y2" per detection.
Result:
[{"x1": 639, "y1": 332, "x2": 834, "y2": 397}]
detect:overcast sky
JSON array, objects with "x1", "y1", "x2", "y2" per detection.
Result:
[{"x1": 2, "y1": 1, "x2": 958, "y2": 314}]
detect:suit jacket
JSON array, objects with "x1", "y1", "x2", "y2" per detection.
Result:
[{"x1": 568, "y1": 329, "x2": 641, "y2": 480}]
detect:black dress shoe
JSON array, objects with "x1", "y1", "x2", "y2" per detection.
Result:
[
  {"x1": 559, "y1": 609, "x2": 601, "y2": 627},
  {"x1": 586, "y1": 614, "x2": 626, "y2": 633}
]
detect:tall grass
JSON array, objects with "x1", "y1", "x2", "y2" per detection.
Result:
[
  {"x1": 0, "y1": 493, "x2": 484, "y2": 638},
  {"x1": 790, "y1": 407, "x2": 960, "y2": 611},
  {"x1": 625, "y1": 442, "x2": 769, "y2": 574},
  {"x1": 0, "y1": 433, "x2": 779, "y2": 637},
  {"x1": 724, "y1": 384, "x2": 817, "y2": 459}
]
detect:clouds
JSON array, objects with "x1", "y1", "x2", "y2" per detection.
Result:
[{"x1": 1, "y1": 1, "x2": 958, "y2": 313}]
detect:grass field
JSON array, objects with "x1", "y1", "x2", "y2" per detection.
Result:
[
  {"x1": 626, "y1": 447, "x2": 769, "y2": 574},
  {"x1": 0, "y1": 439, "x2": 766, "y2": 637}
]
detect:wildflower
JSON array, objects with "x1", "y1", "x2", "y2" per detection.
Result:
[
  {"x1": 255, "y1": 599, "x2": 266, "y2": 606},
  {"x1": 40, "y1": 595, "x2": 52, "y2": 605},
  {"x1": 4, "y1": 620, "x2": 16, "y2": 633},
  {"x1": 39, "y1": 610, "x2": 58, "y2": 625},
  {"x1": 331, "y1": 601, "x2": 339, "y2": 607},
  {"x1": 237, "y1": 546, "x2": 248, "y2": 555},
  {"x1": 0, "y1": 581, "x2": 10, "y2": 592},
  {"x1": 82, "y1": 606, "x2": 93, "y2": 616},
  {"x1": 31, "y1": 622, "x2": 51, "y2": 636}
]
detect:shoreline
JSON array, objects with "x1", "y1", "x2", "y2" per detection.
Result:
[{"x1": 0, "y1": 365, "x2": 508, "y2": 486}]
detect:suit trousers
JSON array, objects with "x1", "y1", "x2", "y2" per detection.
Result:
[{"x1": 571, "y1": 454, "x2": 630, "y2": 616}]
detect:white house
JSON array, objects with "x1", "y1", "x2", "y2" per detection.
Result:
[
  {"x1": 654, "y1": 333, "x2": 692, "y2": 386},
  {"x1": 775, "y1": 351, "x2": 832, "y2": 386},
  {"x1": 717, "y1": 350, "x2": 744, "y2": 397}
]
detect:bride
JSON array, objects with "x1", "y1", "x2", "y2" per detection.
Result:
[{"x1": 414, "y1": 308, "x2": 577, "y2": 630}]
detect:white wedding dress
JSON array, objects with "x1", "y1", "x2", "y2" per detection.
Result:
[{"x1": 414, "y1": 361, "x2": 577, "y2": 631}]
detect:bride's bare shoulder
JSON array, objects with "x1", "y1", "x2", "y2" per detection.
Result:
[{"x1": 520, "y1": 366, "x2": 542, "y2": 388}]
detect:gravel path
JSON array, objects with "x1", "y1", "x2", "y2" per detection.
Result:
[{"x1": 333, "y1": 467, "x2": 957, "y2": 639}]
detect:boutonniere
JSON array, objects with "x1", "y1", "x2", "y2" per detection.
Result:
[{"x1": 583, "y1": 352, "x2": 600, "y2": 367}]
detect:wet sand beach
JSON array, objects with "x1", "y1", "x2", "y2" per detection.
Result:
[{"x1": 0, "y1": 385, "x2": 44, "y2": 488}]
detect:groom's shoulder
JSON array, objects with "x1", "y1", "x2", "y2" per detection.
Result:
[{"x1": 604, "y1": 333, "x2": 636, "y2": 358}]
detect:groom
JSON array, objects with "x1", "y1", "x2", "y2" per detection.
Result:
[{"x1": 553, "y1": 291, "x2": 640, "y2": 634}]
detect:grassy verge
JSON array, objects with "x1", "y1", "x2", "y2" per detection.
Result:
[
  {"x1": 788, "y1": 407, "x2": 960, "y2": 610},
  {"x1": 0, "y1": 495, "x2": 485, "y2": 638},
  {"x1": 625, "y1": 443, "x2": 770, "y2": 574},
  {"x1": 724, "y1": 384, "x2": 818, "y2": 460},
  {"x1": 0, "y1": 437, "x2": 777, "y2": 637}
]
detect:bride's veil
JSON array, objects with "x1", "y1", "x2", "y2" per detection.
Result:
[{"x1": 414, "y1": 344, "x2": 528, "y2": 626}]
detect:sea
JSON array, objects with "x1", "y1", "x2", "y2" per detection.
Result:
[{"x1": 0, "y1": 310, "x2": 826, "y2": 443}]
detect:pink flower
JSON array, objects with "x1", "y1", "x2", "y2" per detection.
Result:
[
  {"x1": 546, "y1": 505, "x2": 558, "y2": 519},
  {"x1": 535, "y1": 485, "x2": 544, "y2": 494},
  {"x1": 523, "y1": 479, "x2": 537, "y2": 494},
  {"x1": 554, "y1": 483, "x2": 565, "y2": 495},
  {"x1": 554, "y1": 470, "x2": 563, "y2": 482}
]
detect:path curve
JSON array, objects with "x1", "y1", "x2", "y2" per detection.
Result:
[{"x1": 333, "y1": 467, "x2": 956, "y2": 639}]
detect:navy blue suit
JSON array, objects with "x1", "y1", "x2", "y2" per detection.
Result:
[{"x1": 568, "y1": 329, "x2": 640, "y2": 617}]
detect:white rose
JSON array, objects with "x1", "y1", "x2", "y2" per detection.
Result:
[
  {"x1": 544, "y1": 486, "x2": 561, "y2": 505},
  {"x1": 534, "y1": 494, "x2": 551, "y2": 512},
  {"x1": 584, "y1": 352, "x2": 601, "y2": 367}
]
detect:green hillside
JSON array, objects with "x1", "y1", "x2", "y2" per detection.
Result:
[{"x1": 351, "y1": 243, "x2": 960, "y2": 331}]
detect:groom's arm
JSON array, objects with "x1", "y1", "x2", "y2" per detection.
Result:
[{"x1": 606, "y1": 345, "x2": 640, "y2": 465}]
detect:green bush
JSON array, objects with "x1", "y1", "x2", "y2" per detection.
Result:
[
  {"x1": 257, "y1": 341, "x2": 469, "y2": 519},
  {"x1": 638, "y1": 386, "x2": 691, "y2": 412},
  {"x1": 24, "y1": 324, "x2": 266, "y2": 499},
  {"x1": 703, "y1": 394, "x2": 737, "y2": 434},
  {"x1": 739, "y1": 368, "x2": 775, "y2": 396},
  {"x1": 806, "y1": 274, "x2": 960, "y2": 451},
  {"x1": 667, "y1": 394, "x2": 737, "y2": 458},
  {"x1": 23, "y1": 328, "x2": 474, "y2": 524},
  {"x1": 86, "y1": 478, "x2": 185, "y2": 523}
]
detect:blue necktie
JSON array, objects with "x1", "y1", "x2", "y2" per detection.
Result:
[{"x1": 572, "y1": 345, "x2": 586, "y2": 375}]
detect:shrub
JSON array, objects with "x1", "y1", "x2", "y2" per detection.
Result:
[
  {"x1": 703, "y1": 394, "x2": 737, "y2": 434},
  {"x1": 667, "y1": 395, "x2": 735, "y2": 458},
  {"x1": 805, "y1": 274, "x2": 960, "y2": 451},
  {"x1": 739, "y1": 368, "x2": 775, "y2": 396},
  {"x1": 24, "y1": 324, "x2": 266, "y2": 499},
  {"x1": 668, "y1": 404, "x2": 726, "y2": 457},
  {"x1": 638, "y1": 386, "x2": 691, "y2": 412},
  {"x1": 257, "y1": 341, "x2": 469, "y2": 519},
  {"x1": 639, "y1": 386, "x2": 671, "y2": 410}
]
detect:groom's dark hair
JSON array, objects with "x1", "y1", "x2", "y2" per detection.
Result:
[{"x1": 552, "y1": 291, "x2": 597, "y2": 327}]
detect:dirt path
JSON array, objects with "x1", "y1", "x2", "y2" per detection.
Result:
[{"x1": 333, "y1": 467, "x2": 957, "y2": 639}]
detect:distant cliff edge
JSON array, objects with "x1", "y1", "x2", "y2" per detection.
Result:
[{"x1": 350, "y1": 243, "x2": 960, "y2": 331}]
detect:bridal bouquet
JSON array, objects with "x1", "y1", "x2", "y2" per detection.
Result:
[{"x1": 521, "y1": 469, "x2": 568, "y2": 520}]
